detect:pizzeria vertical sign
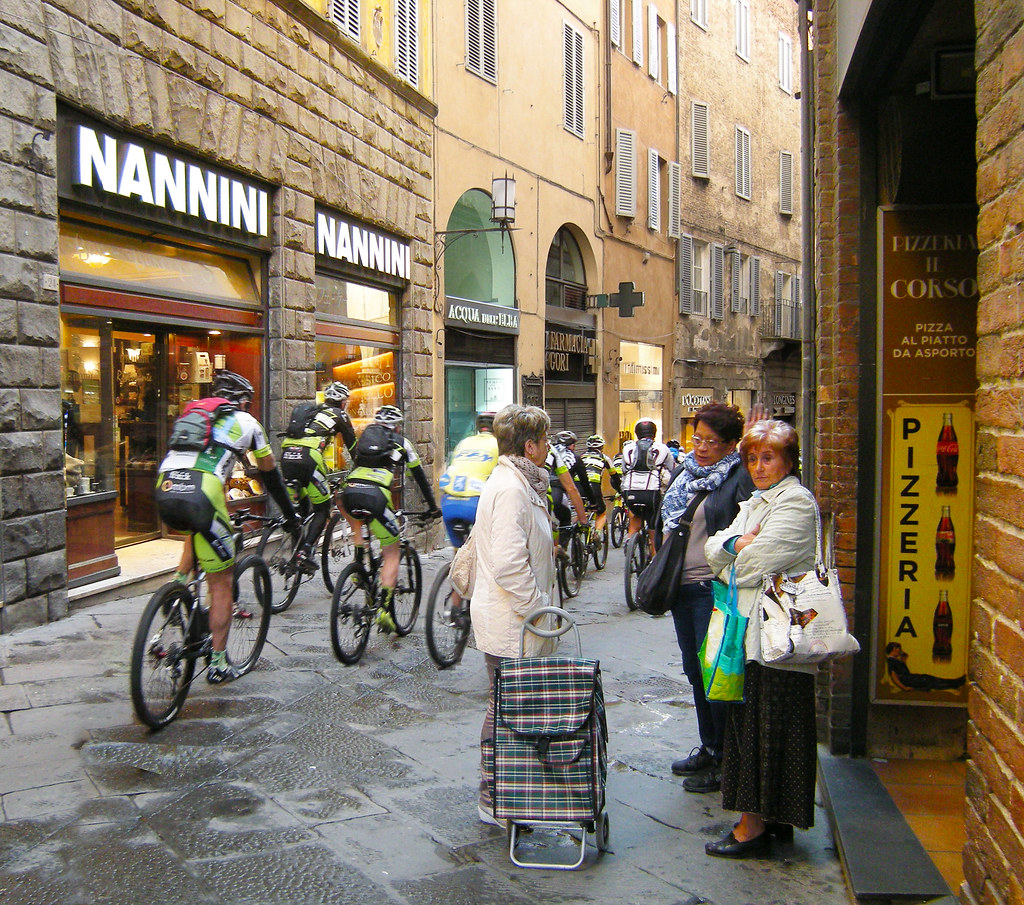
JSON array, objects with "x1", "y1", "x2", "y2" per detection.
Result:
[{"x1": 876, "y1": 206, "x2": 977, "y2": 705}]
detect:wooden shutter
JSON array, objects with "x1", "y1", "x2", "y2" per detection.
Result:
[
  {"x1": 692, "y1": 102, "x2": 709, "y2": 178},
  {"x1": 750, "y1": 256, "x2": 761, "y2": 316},
  {"x1": 735, "y1": 126, "x2": 750, "y2": 199},
  {"x1": 648, "y1": 148, "x2": 661, "y2": 231},
  {"x1": 610, "y1": 0, "x2": 621, "y2": 47},
  {"x1": 711, "y1": 243, "x2": 725, "y2": 320},
  {"x1": 648, "y1": 5, "x2": 659, "y2": 80},
  {"x1": 331, "y1": 0, "x2": 360, "y2": 40},
  {"x1": 678, "y1": 235, "x2": 693, "y2": 314},
  {"x1": 668, "y1": 161, "x2": 681, "y2": 238},
  {"x1": 779, "y1": 150, "x2": 793, "y2": 215},
  {"x1": 632, "y1": 0, "x2": 643, "y2": 65},
  {"x1": 564, "y1": 23, "x2": 584, "y2": 139},
  {"x1": 774, "y1": 270, "x2": 785, "y2": 335},
  {"x1": 666, "y1": 22, "x2": 677, "y2": 94},
  {"x1": 794, "y1": 275, "x2": 802, "y2": 339},
  {"x1": 395, "y1": 0, "x2": 419, "y2": 86},
  {"x1": 731, "y1": 251, "x2": 743, "y2": 312},
  {"x1": 467, "y1": 0, "x2": 497, "y2": 82},
  {"x1": 615, "y1": 129, "x2": 637, "y2": 217}
]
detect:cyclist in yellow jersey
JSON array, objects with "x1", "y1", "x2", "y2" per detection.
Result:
[
  {"x1": 582, "y1": 434, "x2": 622, "y2": 532},
  {"x1": 439, "y1": 412, "x2": 498, "y2": 547}
]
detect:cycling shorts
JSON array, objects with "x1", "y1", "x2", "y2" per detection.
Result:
[
  {"x1": 341, "y1": 481, "x2": 400, "y2": 546},
  {"x1": 623, "y1": 488, "x2": 660, "y2": 524},
  {"x1": 155, "y1": 468, "x2": 235, "y2": 574},
  {"x1": 440, "y1": 494, "x2": 479, "y2": 548},
  {"x1": 280, "y1": 443, "x2": 332, "y2": 506}
]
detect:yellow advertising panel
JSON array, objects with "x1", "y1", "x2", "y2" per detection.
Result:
[{"x1": 876, "y1": 206, "x2": 977, "y2": 706}]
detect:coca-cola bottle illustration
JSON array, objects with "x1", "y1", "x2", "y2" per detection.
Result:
[
  {"x1": 935, "y1": 505, "x2": 956, "y2": 579},
  {"x1": 936, "y1": 412, "x2": 959, "y2": 493},
  {"x1": 932, "y1": 590, "x2": 953, "y2": 663}
]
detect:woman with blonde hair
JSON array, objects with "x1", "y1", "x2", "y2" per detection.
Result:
[{"x1": 704, "y1": 419, "x2": 818, "y2": 857}]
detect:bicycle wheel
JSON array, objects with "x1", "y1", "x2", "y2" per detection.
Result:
[
  {"x1": 226, "y1": 555, "x2": 271, "y2": 674},
  {"x1": 425, "y1": 561, "x2": 472, "y2": 669},
  {"x1": 570, "y1": 529, "x2": 588, "y2": 581},
  {"x1": 592, "y1": 523, "x2": 609, "y2": 570},
  {"x1": 130, "y1": 583, "x2": 197, "y2": 730},
  {"x1": 391, "y1": 542, "x2": 422, "y2": 636},
  {"x1": 624, "y1": 533, "x2": 648, "y2": 611},
  {"x1": 258, "y1": 523, "x2": 301, "y2": 614},
  {"x1": 320, "y1": 512, "x2": 352, "y2": 593},
  {"x1": 330, "y1": 564, "x2": 372, "y2": 664},
  {"x1": 559, "y1": 533, "x2": 583, "y2": 599},
  {"x1": 610, "y1": 506, "x2": 627, "y2": 548}
]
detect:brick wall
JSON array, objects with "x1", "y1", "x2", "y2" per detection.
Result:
[{"x1": 964, "y1": 4, "x2": 1024, "y2": 903}]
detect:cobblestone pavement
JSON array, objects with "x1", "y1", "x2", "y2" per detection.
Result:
[{"x1": 0, "y1": 545, "x2": 851, "y2": 905}]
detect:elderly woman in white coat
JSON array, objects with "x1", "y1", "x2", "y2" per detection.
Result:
[
  {"x1": 703, "y1": 420, "x2": 818, "y2": 858},
  {"x1": 471, "y1": 404, "x2": 557, "y2": 826}
]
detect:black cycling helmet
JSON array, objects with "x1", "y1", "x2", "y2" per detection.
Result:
[
  {"x1": 476, "y1": 411, "x2": 496, "y2": 432},
  {"x1": 211, "y1": 370, "x2": 254, "y2": 406},
  {"x1": 556, "y1": 430, "x2": 577, "y2": 447},
  {"x1": 323, "y1": 381, "x2": 350, "y2": 406},
  {"x1": 666, "y1": 439, "x2": 680, "y2": 450},
  {"x1": 634, "y1": 419, "x2": 657, "y2": 440},
  {"x1": 586, "y1": 434, "x2": 605, "y2": 450}
]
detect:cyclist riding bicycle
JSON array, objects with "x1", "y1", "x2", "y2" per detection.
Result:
[
  {"x1": 279, "y1": 381, "x2": 357, "y2": 574},
  {"x1": 620, "y1": 419, "x2": 674, "y2": 543},
  {"x1": 665, "y1": 438, "x2": 684, "y2": 464},
  {"x1": 155, "y1": 370, "x2": 300, "y2": 684},
  {"x1": 546, "y1": 431, "x2": 595, "y2": 532},
  {"x1": 439, "y1": 411, "x2": 498, "y2": 548},
  {"x1": 340, "y1": 404, "x2": 442, "y2": 631},
  {"x1": 581, "y1": 434, "x2": 622, "y2": 532}
]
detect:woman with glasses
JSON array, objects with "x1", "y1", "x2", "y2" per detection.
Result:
[{"x1": 658, "y1": 403, "x2": 759, "y2": 795}]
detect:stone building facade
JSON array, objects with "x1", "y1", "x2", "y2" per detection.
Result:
[{"x1": 0, "y1": 0, "x2": 435, "y2": 631}]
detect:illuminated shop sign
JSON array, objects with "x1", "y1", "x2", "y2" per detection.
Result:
[
  {"x1": 72, "y1": 124, "x2": 269, "y2": 238},
  {"x1": 317, "y1": 209, "x2": 411, "y2": 282}
]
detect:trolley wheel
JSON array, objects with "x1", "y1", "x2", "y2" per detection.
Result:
[{"x1": 595, "y1": 811, "x2": 610, "y2": 852}]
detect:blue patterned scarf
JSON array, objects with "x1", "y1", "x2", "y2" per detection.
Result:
[{"x1": 660, "y1": 451, "x2": 740, "y2": 531}]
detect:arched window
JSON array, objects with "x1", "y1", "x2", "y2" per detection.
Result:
[
  {"x1": 545, "y1": 227, "x2": 587, "y2": 310},
  {"x1": 443, "y1": 189, "x2": 515, "y2": 308}
]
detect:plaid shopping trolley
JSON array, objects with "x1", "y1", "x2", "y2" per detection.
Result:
[{"x1": 488, "y1": 607, "x2": 609, "y2": 869}]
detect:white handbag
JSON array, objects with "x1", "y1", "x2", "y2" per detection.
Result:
[
  {"x1": 450, "y1": 532, "x2": 477, "y2": 597},
  {"x1": 758, "y1": 503, "x2": 860, "y2": 666}
]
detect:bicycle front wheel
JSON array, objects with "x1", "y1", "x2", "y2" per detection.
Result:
[
  {"x1": 258, "y1": 523, "x2": 301, "y2": 614},
  {"x1": 391, "y1": 543, "x2": 422, "y2": 636},
  {"x1": 610, "y1": 506, "x2": 627, "y2": 548},
  {"x1": 593, "y1": 523, "x2": 609, "y2": 570},
  {"x1": 424, "y1": 561, "x2": 471, "y2": 669},
  {"x1": 320, "y1": 512, "x2": 352, "y2": 593},
  {"x1": 624, "y1": 533, "x2": 648, "y2": 611},
  {"x1": 330, "y1": 564, "x2": 372, "y2": 664},
  {"x1": 130, "y1": 583, "x2": 196, "y2": 730},
  {"x1": 226, "y1": 555, "x2": 271, "y2": 674}
]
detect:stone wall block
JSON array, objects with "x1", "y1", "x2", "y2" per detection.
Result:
[
  {"x1": 0, "y1": 388, "x2": 18, "y2": 430},
  {"x1": 26, "y1": 549, "x2": 65, "y2": 593},
  {"x1": 1, "y1": 556, "x2": 27, "y2": 604},
  {"x1": 20, "y1": 387, "x2": 59, "y2": 430},
  {"x1": 0, "y1": 596, "x2": 48, "y2": 633},
  {"x1": 0, "y1": 67, "x2": 38, "y2": 123},
  {"x1": 47, "y1": 588, "x2": 68, "y2": 621},
  {"x1": 22, "y1": 470, "x2": 63, "y2": 515},
  {"x1": 14, "y1": 211, "x2": 57, "y2": 260},
  {"x1": 0, "y1": 161, "x2": 37, "y2": 213},
  {"x1": 3, "y1": 512, "x2": 47, "y2": 558},
  {"x1": 194, "y1": 0, "x2": 226, "y2": 25},
  {"x1": 0, "y1": 345, "x2": 42, "y2": 387},
  {"x1": 98, "y1": 44, "x2": 130, "y2": 122},
  {"x1": 0, "y1": 22, "x2": 54, "y2": 86}
]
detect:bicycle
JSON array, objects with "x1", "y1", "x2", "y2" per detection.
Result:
[
  {"x1": 623, "y1": 494, "x2": 662, "y2": 611},
  {"x1": 556, "y1": 519, "x2": 588, "y2": 599},
  {"x1": 424, "y1": 517, "x2": 473, "y2": 669},
  {"x1": 609, "y1": 494, "x2": 628, "y2": 548},
  {"x1": 329, "y1": 509, "x2": 428, "y2": 665},
  {"x1": 258, "y1": 477, "x2": 352, "y2": 613},
  {"x1": 583, "y1": 512, "x2": 609, "y2": 571},
  {"x1": 129, "y1": 511, "x2": 272, "y2": 730}
]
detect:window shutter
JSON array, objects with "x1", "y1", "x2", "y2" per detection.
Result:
[
  {"x1": 750, "y1": 256, "x2": 761, "y2": 316},
  {"x1": 691, "y1": 0, "x2": 707, "y2": 29},
  {"x1": 331, "y1": 0, "x2": 360, "y2": 40},
  {"x1": 648, "y1": 5, "x2": 659, "y2": 80},
  {"x1": 711, "y1": 244, "x2": 725, "y2": 320},
  {"x1": 691, "y1": 102, "x2": 709, "y2": 178},
  {"x1": 735, "y1": 126, "x2": 750, "y2": 199},
  {"x1": 779, "y1": 33, "x2": 792, "y2": 93},
  {"x1": 648, "y1": 148, "x2": 661, "y2": 231},
  {"x1": 731, "y1": 252, "x2": 743, "y2": 312},
  {"x1": 632, "y1": 0, "x2": 643, "y2": 66},
  {"x1": 779, "y1": 150, "x2": 793, "y2": 215},
  {"x1": 735, "y1": 0, "x2": 749, "y2": 59},
  {"x1": 563, "y1": 23, "x2": 585, "y2": 139},
  {"x1": 774, "y1": 270, "x2": 785, "y2": 335},
  {"x1": 467, "y1": 0, "x2": 497, "y2": 82},
  {"x1": 395, "y1": 0, "x2": 419, "y2": 86},
  {"x1": 668, "y1": 161, "x2": 681, "y2": 238},
  {"x1": 666, "y1": 22, "x2": 677, "y2": 94},
  {"x1": 794, "y1": 275, "x2": 802, "y2": 339},
  {"x1": 615, "y1": 129, "x2": 637, "y2": 218},
  {"x1": 611, "y1": 0, "x2": 621, "y2": 47},
  {"x1": 679, "y1": 235, "x2": 693, "y2": 314}
]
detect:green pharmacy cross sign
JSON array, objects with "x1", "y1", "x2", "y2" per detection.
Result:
[{"x1": 590, "y1": 282, "x2": 645, "y2": 317}]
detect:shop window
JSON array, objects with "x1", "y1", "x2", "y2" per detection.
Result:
[
  {"x1": 315, "y1": 272, "x2": 397, "y2": 326},
  {"x1": 444, "y1": 364, "x2": 514, "y2": 456},
  {"x1": 545, "y1": 227, "x2": 587, "y2": 310},
  {"x1": 443, "y1": 189, "x2": 516, "y2": 308}
]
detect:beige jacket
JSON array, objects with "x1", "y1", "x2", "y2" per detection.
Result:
[
  {"x1": 705, "y1": 475, "x2": 819, "y2": 671},
  {"x1": 470, "y1": 457, "x2": 557, "y2": 658}
]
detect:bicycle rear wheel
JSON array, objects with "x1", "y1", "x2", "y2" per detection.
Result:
[
  {"x1": 320, "y1": 512, "x2": 352, "y2": 593},
  {"x1": 226, "y1": 555, "x2": 271, "y2": 674},
  {"x1": 610, "y1": 506, "x2": 627, "y2": 548},
  {"x1": 592, "y1": 523, "x2": 609, "y2": 570},
  {"x1": 425, "y1": 561, "x2": 471, "y2": 669},
  {"x1": 330, "y1": 564, "x2": 372, "y2": 664},
  {"x1": 258, "y1": 523, "x2": 302, "y2": 613},
  {"x1": 130, "y1": 583, "x2": 197, "y2": 730},
  {"x1": 391, "y1": 542, "x2": 422, "y2": 636},
  {"x1": 624, "y1": 533, "x2": 648, "y2": 611}
]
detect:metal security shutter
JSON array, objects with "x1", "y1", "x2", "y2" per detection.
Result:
[{"x1": 546, "y1": 398, "x2": 596, "y2": 438}]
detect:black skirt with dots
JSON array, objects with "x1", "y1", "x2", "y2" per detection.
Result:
[{"x1": 719, "y1": 661, "x2": 818, "y2": 829}]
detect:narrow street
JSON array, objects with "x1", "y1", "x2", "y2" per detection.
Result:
[{"x1": 0, "y1": 545, "x2": 849, "y2": 905}]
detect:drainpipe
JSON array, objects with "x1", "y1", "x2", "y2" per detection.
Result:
[{"x1": 799, "y1": 0, "x2": 816, "y2": 487}]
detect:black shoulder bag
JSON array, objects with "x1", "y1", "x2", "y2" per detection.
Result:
[{"x1": 634, "y1": 490, "x2": 710, "y2": 616}]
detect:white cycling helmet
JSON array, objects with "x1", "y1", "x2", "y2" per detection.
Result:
[{"x1": 374, "y1": 404, "x2": 404, "y2": 427}]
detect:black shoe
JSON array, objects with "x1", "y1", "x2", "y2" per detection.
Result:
[
  {"x1": 766, "y1": 822, "x2": 794, "y2": 842},
  {"x1": 705, "y1": 830, "x2": 770, "y2": 859},
  {"x1": 671, "y1": 746, "x2": 715, "y2": 776},
  {"x1": 683, "y1": 767, "x2": 721, "y2": 793}
]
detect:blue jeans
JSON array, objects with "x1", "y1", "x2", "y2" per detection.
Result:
[{"x1": 670, "y1": 580, "x2": 726, "y2": 759}]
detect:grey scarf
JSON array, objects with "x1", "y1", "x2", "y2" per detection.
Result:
[{"x1": 505, "y1": 455, "x2": 550, "y2": 496}]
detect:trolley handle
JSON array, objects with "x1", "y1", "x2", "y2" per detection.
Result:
[{"x1": 519, "y1": 606, "x2": 581, "y2": 657}]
